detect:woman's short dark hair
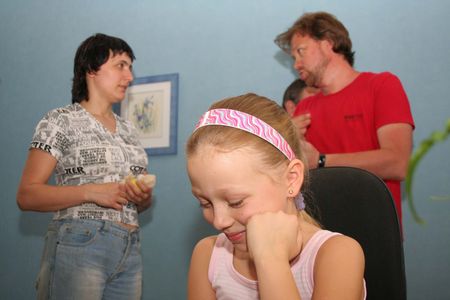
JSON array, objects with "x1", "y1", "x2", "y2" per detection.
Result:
[{"x1": 71, "y1": 33, "x2": 135, "y2": 103}]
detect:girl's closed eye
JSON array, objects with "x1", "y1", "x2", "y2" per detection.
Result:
[
  {"x1": 198, "y1": 199, "x2": 212, "y2": 209},
  {"x1": 228, "y1": 199, "x2": 244, "y2": 208}
]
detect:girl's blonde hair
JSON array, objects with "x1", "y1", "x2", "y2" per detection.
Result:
[
  {"x1": 187, "y1": 93, "x2": 320, "y2": 226},
  {"x1": 187, "y1": 93, "x2": 301, "y2": 165}
]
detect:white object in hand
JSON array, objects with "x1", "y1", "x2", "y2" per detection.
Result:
[{"x1": 137, "y1": 174, "x2": 156, "y2": 188}]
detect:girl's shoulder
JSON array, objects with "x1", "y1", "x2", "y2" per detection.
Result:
[
  {"x1": 319, "y1": 233, "x2": 363, "y2": 256},
  {"x1": 193, "y1": 235, "x2": 218, "y2": 255},
  {"x1": 191, "y1": 235, "x2": 221, "y2": 269},
  {"x1": 312, "y1": 234, "x2": 366, "y2": 299},
  {"x1": 188, "y1": 235, "x2": 219, "y2": 300},
  {"x1": 314, "y1": 233, "x2": 365, "y2": 278},
  {"x1": 188, "y1": 236, "x2": 218, "y2": 287}
]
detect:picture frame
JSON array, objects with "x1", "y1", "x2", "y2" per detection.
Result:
[{"x1": 116, "y1": 73, "x2": 179, "y2": 155}]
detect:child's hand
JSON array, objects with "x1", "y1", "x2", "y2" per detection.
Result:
[
  {"x1": 246, "y1": 211, "x2": 302, "y2": 263},
  {"x1": 291, "y1": 113, "x2": 311, "y2": 138}
]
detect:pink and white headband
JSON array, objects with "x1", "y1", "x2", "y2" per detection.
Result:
[{"x1": 195, "y1": 108, "x2": 296, "y2": 161}]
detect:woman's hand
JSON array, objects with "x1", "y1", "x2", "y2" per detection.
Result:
[
  {"x1": 123, "y1": 175, "x2": 154, "y2": 212},
  {"x1": 84, "y1": 182, "x2": 129, "y2": 211},
  {"x1": 246, "y1": 211, "x2": 302, "y2": 263}
]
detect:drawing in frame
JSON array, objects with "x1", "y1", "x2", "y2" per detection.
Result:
[{"x1": 117, "y1": 73, "x2": 179, "y2": 155}]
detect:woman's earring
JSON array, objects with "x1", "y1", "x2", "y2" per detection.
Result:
[{"x1": 288, "y1": 189, "x2": 294, "y2": 195}]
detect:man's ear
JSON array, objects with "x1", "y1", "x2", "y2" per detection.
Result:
[
  {"x1": 286, "y1": 158, "x2": 304, "y2": 196},
  {"x1": 320, "y1": 39, "x2": 334, "y2": 54}
]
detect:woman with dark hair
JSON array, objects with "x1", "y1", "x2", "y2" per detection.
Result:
[{"x1": 17, "y1": 33, "x2": 153, "y2": 300}]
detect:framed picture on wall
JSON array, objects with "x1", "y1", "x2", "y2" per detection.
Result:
[{"x1": 117, "y1": 73, "x2": 179, "y2": 155}]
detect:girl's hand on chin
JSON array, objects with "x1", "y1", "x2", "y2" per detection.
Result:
[{"x1": 246, "y1": 211, "x2": 302, "y2": 262}]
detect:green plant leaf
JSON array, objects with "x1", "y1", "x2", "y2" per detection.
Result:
[{"x1": 406, "y1": 118, "x2": 450, "y2": 224}]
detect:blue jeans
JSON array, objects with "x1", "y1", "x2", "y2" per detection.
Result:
[{"x1": 35, "y1": 219, "x2": 142, "y2": 300}]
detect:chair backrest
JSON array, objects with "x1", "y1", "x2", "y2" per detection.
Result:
[{"x1": 307, "y1": 167, "x2": 406, "y2": 300}]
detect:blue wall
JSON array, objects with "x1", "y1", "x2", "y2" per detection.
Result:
[{"x1": 1, "y1": 1, "x2": 449, "y2": 299}]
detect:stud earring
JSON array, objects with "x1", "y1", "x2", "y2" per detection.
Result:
[{"x1": 288, "y1": 189, "x2": 293, "y2": 194}]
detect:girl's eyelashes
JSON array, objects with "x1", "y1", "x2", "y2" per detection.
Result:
[
  {"x1": 199, "y1": 200, "x2": 212, "y2": 209},
  {"x1": 228, "y1": 199, "x2": 244, "y2": 208},
  {"x1": 196, "y1": 196, "x2": 246, "y2": 209}
]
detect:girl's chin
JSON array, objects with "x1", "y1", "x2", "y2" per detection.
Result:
[{"x1": 232, "y1": 243, "x2": 249, "y2": 256}]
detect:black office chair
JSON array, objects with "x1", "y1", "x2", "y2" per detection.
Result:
[{"x1": 306, "y1": 167, "x2": 406, "y2": 300}]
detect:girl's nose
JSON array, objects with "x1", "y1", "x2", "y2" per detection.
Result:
[{"x1": 212, "y1": 207, "x2": 233, "y2": 230}]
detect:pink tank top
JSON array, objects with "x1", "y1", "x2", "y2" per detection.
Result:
[{"x1": 208, "y1": 230, "x2": 366, "y2": 300}]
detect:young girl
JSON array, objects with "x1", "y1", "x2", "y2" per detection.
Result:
[{"x1": 186, "y1": 93, "x2": 366, "y2": 300}]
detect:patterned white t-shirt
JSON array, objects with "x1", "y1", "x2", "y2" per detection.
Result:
[{"x1": 30, "y1": 103, "x2": 148, "y2": 226}]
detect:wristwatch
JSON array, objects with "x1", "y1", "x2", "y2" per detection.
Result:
[{"x1": 318, "y1": 153, "x2": 326, "y2": 168}]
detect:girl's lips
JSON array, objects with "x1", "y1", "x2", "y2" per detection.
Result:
[{"x1": 225, "y1": 231, "x2": 245, "y2": 243}]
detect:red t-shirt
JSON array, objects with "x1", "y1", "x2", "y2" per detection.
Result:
[{"x1": 294, "y1": 72, "x2": 414, "y2": 221}]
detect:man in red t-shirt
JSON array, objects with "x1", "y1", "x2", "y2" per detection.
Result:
[{"x1": 275, "y1": 12, "x2": 414, "y2": 222}]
